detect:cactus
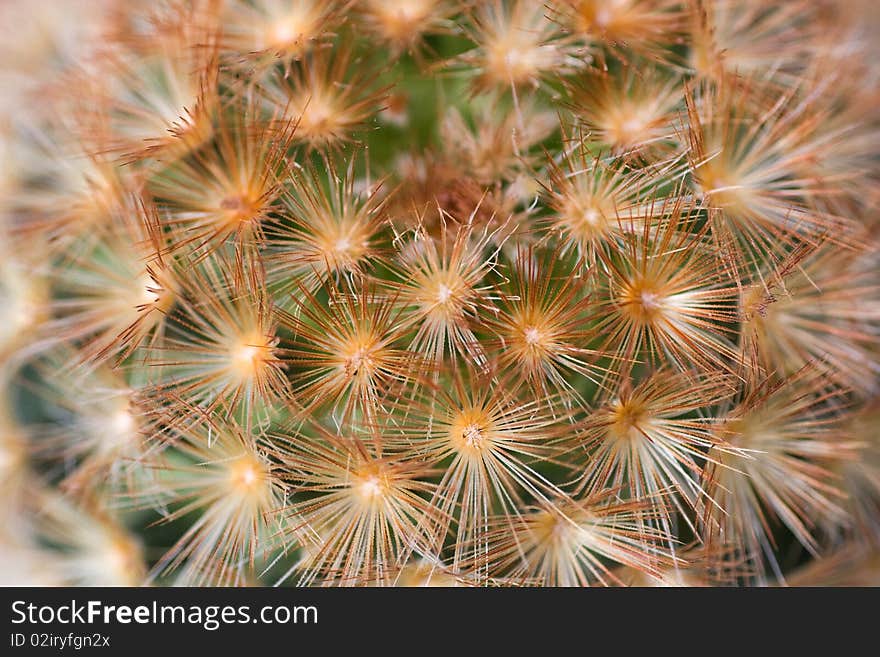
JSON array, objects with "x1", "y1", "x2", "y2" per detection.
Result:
[{"x1": 0, "y1": 0, "x2": 878, "y2": 587}]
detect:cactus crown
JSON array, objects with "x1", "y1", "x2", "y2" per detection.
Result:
[{"x1": 0, "y1": 0, "x2": 878, "y2": 586}]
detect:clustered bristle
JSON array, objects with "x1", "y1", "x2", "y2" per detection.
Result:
[{"x1": 0, "y1": 0, "x2": 878, "y2": 587}]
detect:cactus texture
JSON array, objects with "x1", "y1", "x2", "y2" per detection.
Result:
[{"x1": 1, "y1": 0, "x2": 879, "y2": 587}]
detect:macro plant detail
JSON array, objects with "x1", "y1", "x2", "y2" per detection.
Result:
[{"x1": 0, "y1": 0, "x2": 878, "y2": 587}]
